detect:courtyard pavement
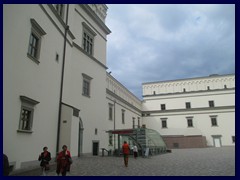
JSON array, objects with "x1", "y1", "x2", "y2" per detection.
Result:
[{"x1": 11, "y1": 146, "x2": 235, "y2": 176}]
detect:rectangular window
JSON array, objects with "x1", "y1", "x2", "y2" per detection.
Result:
[
  {"x1": 83, "y1": 32, "x2": 93, "y2": 55},
  {"x1": 122, "y1": 109, "x2": 125, "y2": 124},
  {"x1": 186, "y1": 102, "x2": 191, "y2": 109},
  {"x1": 18, "y1": 96, "x2": 39, "y2": 133},
  {"x1": 162, "y1": 120, "x2": 167, "y2": 128},
  {"x1": 73, "y1": 108, "x2": 79, "y2": 117},
  {"x1": 82, "y1": 73, "x2": 92, "y2": 97},
  {"x1": 109, "y1": 104, "x2": 113, "y2": 120},
  {"x1": 83, "y1": 80, "x2": 90, "y2": 96},
  {"x1": 187, "y1": 119, "x2": 193, "y2": 127},
  {"x1": 232, "y1": 136, "x2": 235, "y2": 143},
  {"x1": 95, "y1": 128, "x2": 98, "y2": 135},
  {"x1": 138, "y1": 117, "x2": 140, "y2": 128},
  {"x1": 82, "y1": 22, "x2": 96, "y2": 56},
  {"x1": 210, "y1": 116, "x2": 218, "y2": 126},
  {"x1": 55, "y1": 4, "x2": 65, "y2": 18},
  {"x1": 161, "y1": 118, "x2": 167, "y2": 128},
  {"x1": 132, "y1": 117, "x2": 135, "y2": 128},
  {"x1": 209, "y1": 101, "x2": 215, "y2": 107},
  {"x1": 28, "y1": 33, "x2": 39, "y2": 58},
  {"x1": 20, "y1": 108, "x2": 32, "y2": 131},
  {"x1": 27, "y1": 19, "x2": 46, "y2": 63},
  {"x1": 109, "y1": 134, "x2": 113, "y2": 146},
  {"x1": 161, "y1": 104, "x2": 166, "y2": 110}
]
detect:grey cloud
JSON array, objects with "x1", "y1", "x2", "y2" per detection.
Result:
[{"x1": 106, "y1": 4, "x2": 235, "y2": 99}]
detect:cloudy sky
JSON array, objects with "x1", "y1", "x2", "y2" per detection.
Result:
[{"x1": 105, "y1": 4, "x2": 235, "y2": 100}]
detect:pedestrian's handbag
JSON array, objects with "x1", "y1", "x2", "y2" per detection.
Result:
[{"x1": 68, "y1": 157, "x2": 73, "y2": 164}]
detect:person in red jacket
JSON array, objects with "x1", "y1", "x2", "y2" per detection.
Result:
[
  {"x1": 56, "y1": 145, "x2": 72, "y2": 176},
  {"x1": 122, "y1": 141, "x2": 130, "y2": 167}
]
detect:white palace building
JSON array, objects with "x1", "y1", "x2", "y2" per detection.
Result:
[{"x1": 3, "y1": 4, "x2": 235, "y2": 172}]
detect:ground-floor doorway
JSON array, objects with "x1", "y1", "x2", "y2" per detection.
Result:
[
  {"x1": 92, "y1": 141, "x2": 99, "y2": 156},
  {"x1": 212, "y1": 135, "x2": 222, "y2": 147}
]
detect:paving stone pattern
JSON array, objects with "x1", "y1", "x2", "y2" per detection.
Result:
[{"x1": 12, "y1": 147, "x2": 235, "y2": 176}]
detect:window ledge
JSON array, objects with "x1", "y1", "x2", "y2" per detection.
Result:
[
  {"x1": 17, "y1": 130, "x2": 33, "y2": 134},
  {"x1": 82, "y1": 94, "x2": 91, "y2": 98},
  {"x1": 27, "y1": 54, "x2": 40, "y2": 64}
]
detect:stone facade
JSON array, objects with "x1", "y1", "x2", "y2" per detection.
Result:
[{"x1": 142, "y1": 74, "x2": 235, "y2": 148}]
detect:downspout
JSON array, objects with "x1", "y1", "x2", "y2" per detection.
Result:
[
  {"x1": 113, "y1": 100, "x2": 116, "y2": 150},
  {"x1": 56, "y1": 4, "x2": 69, "y2": 156}
]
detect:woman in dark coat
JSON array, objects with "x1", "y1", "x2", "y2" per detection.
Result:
[{"x1": 38, "y1": 146, "x2": 51, "y2": 176}]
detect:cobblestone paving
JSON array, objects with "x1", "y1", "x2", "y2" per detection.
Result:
[{"x1": 13, "y1": 147, "x2": 235, "y2": 176}]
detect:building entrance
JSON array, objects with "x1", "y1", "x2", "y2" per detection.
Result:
[
  {"x1": 92, "y1": 141, "x2": 99, "y2": 155},
  {"x1": 214, "y1": 138, "x2": 221, "y2": 147}
]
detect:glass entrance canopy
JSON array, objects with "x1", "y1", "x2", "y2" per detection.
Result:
[{"x1": 107, "y1": 128, "x2": 167, "y2": 156}]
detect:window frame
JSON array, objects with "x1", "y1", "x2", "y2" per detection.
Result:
[
  {"x1": 186, "y1": 102, "x2": 191, "y2": 109},
  {"x1": 232, "y1": 136, "x2": 235, "y2": 143},
  {"x1": 55, "y1": 4, "x2": 65, "y2": 19},
  {"x1": 161, "y1": 104, "x2": 166, "y2": 110},
  {"x1": 132, "y1": 117, "x2": 135, "y2": 128},
  {"x1": 18, "y1": 96, "x2": 39, "y2": 133},
  {"x1": 82, "y1": 73, "x2": 93, "y2": 97},
  {"x1": 82, "y1": 22, "x2": 96, "y2": 56},
  {"x1": 27, "y1": 19, "x2": 46, "y2": 64},
  {"x1": 121, "y1": 109, "x2": 125, "y2": 124},
  {"x1": 108, "y1": 104, "x2": 113, "y2": 120},
  {"x1": 161, "y1": 118, "x2": 168, "y2": 128},
  {"x1": 210, "y1": 116, "x2": 218, "y2": 127},
  {"x1": 209, "y1": 100, "x2": 215, "y2": 107},
  {"x1": 186, "y1": 117, "x2": 193, "y2": 127},
  {"x1": 138, "y1": 117, "x2": 140, "y2": 128},
  {"x1": 109, "y1": 134, "x2": 113, "y2": 146}
]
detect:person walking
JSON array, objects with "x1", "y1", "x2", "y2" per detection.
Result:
[
  {"x1": 133, "y1": 144, "x2": 138, "y2": 159},
  {"x1": 38, "y1": 147, "x2": 51, "y2": 176},
  {"x1": 56, "y1": 145, "x2": 72, "y2": 176},
  {"x1": 122, "y1": 141, "x2": 130, "y2": 167}
]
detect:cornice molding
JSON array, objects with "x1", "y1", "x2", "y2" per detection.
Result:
[
  {"x1": 79, "y1": 4, "x2": 111, "y2": 35},
  {"x1": 142, "y1": 74, "x2": 235, "y2": 85},
  {"x1": 143, "y1": 88, "x2": 235, "y2": 98},
  {"x1": 142, "y1": 105, "x2": 235, "y2": 115},
  {"x1": 106, "y1": 89, "x2": 142, "y2": 113}
]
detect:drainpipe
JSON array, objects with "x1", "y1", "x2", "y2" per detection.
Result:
[
  {"x1": 56, "y1": 4, "x2": 69, "y2": 156},
  {"x1": 113, "y1": 100, "x2": 116, "y2": 150}
]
